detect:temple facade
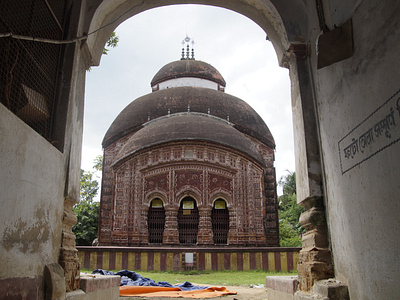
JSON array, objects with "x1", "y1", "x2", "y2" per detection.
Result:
[{"x1": 98, "y1": 40, "x2": 279, "y2": 247}]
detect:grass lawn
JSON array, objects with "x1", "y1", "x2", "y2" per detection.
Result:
[{"x1": 81, "y1": 269, "x2": 297, "y2": 286}]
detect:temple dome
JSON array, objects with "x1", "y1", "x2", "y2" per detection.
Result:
[
  {"x1": 114, "y1": 113, "x2": 265, "y2": 166},
  {"x1": 151, "y1": 60, "x2": 226, "y2": 88},
  {"x1": 102, "y1": 86, "x2": 275, "y2": 149}
]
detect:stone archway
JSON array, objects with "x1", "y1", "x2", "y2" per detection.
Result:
[
  {"x1": 2, "y1": 1, "x2": 399, "y2": 299},
  {"x1": 78, "y1": 0, "x2": 331, "y2": 294},
  {"x1": 85, "y1": 0, "x2": 297, "y2": 67}
]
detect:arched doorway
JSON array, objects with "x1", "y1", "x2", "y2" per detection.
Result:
[
  {"x1": 80, "y1": 0, "x2": 327, "y2": 295},
  {"x1": 5, "y1": 0, "x2": 400, "y2": 299},
  {"x1": 147, "y1": 198, "x2": 166, "y2": 244},
  {"x1": 211, "y1": 199, "x2": 229, "y2": 245},
  {"x1": 178, "y1": 196, "x2": 200, "y2": 244}
]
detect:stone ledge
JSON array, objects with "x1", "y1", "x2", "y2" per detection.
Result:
[
  {"x1": 79, "y1": 274, "x2": 121, "y2": 293},
  {"x1": 312, "y1": 279, "x2": 349, "y2": 299},
  {"x1": 266, "y1": 276, "x2": 299, "y2": 294},
  {"x1": 294, "y1": 279, "x2": 349, "y2": 300},
  {"x1": 66, "y1": 289, "x2": 86, "y2": 300}
]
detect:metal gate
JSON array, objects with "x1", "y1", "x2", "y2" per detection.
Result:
[
  {"x1": 212, "y1": 199, "x2": 229, "y2": 244},
  {"x1": 178, "y1": 197, "x2": 199, "y2": 244},
  {"x1": 147, "y1": 199, "x2": 165, "y2": 244}
]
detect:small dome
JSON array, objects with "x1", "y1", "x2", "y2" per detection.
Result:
[
  {"x1": 102, "y1": 86, "x2": 275, "y2": 149},
  {"x1": 151, "y1": 60, "x2": 226, "y2": 87},
  {"x1": 114, "y1": 113, "x2": 264, "y2": 166}
]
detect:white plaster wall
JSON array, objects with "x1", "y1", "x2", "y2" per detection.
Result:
[
  {"x1": 155, "y1": 77, "x2": 219, "y2": 91},
  {"x1": 311, "y1": 1, "x2": 400, "y2": 298},
  {"x1": 0, "y1": 104, "x2": 65, "y2": 279},
  {"x1": 290, "y1": 60, "x2": 310, "y2": 201}
]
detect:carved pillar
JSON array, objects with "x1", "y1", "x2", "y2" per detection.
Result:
[
  {"x1": 197, "y1": 206, "x2": 213, "y2": 245},
  {"x1": 59, "y1": 196, "x2": 80, "y2": 292},
  {"x1": 163, "y1": 205, "x2": 179, "y2": 244},
  {"x1": 139, "y1": 204, "x2": 149, "y2": 245},
  {"x1": 264, "y1": 168, "x2": 279, "y2": 246},
  {"x1": 227, "y1": 208, "x2": 237, "y2": 245}
]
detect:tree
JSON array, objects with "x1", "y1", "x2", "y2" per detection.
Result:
[
  {"x1": 93, "y1": 155, "x2": 103, "y2": 172},
  {"x1": 102, "y1": 31, "x2": 119, "y2": 55},
  {"x1": 79, "y1": 169, "x2": 99, "y2": 202},
  {"x1": 87, "y1": 32, "x2": 119, "y2": 71},
  {"x1": 73, "y1": 168, "x2": 100, "y2": 245},
  {"x1": 279, "y1": 170, "x2": 296, "y2": 195},
  {"x1": 278, "y1": 171, "x2": 304, "y2": 247}
]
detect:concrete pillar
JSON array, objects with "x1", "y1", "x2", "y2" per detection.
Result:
[
  {"x1": 288, "y1": 47, "x2": 334, "y2": 292},
  {"x1": 59, "y1": 196, "x2": 81, "y2": 292}
]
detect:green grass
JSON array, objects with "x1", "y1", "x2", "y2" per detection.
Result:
[{"x1": 81, "y1": 269, "x2": 297, "y2": 286}]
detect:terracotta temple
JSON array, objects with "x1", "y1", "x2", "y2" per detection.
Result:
[{"x1": 98, "y1": 38, "x2": 279, "y2": 247}]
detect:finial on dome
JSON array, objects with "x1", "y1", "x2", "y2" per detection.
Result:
[{"x1": 181, "y1": 35, "x2": 195, "y2": 60}]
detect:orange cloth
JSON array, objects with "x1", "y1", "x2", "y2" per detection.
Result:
[{"x1": 120, "y1": 285, "x2": 237, "y2": 298}]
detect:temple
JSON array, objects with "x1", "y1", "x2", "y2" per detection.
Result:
[{"x1": 98, "y1": 37, "x2": 279, "y2": 247}]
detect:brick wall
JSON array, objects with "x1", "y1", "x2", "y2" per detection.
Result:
[{"x1": 98, "y1": 140, "x2": 279, "y2": 247}]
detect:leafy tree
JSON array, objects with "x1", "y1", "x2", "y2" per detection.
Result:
[
  {"x1": 102, "y1": 31, "x2": 119, "y2": 55},
  {"x1": 93, "y1": 155, "x2": 103, "y2": 172},
  {"x1": 73, "y1": 169, "x2": 100, "y2": 245},
  {"x1": 279, "y1": 170, "x2": 296, "y2": 195},
  {"x1": 87, "y1": 32, "x2": 119, "y2": 71},
  {"x1": 79, "y1": 169, "x2": 99, "y2": 202},
  {"x1": 278, "y1": 171, "x2": 304, "y2": 247}
]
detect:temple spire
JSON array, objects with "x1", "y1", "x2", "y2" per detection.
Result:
[{"x1": 181, "y1": 35, "x2": 195, "y2": 60}]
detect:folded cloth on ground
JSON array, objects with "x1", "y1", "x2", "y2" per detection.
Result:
[
  {"x1": 119, "y1": 285, "x2": 238, "y2": 298},
  {"x1": 92, "y1": 269, "x2": 208, "y2": 290}
]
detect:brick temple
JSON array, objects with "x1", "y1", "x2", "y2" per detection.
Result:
[{"x1": 98, "y1": 38, "x2": 279, "y2": 247}]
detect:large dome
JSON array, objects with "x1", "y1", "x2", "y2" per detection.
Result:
[
  {"x1": 113, "y1": 113, "x2": 265, "y2": 166},
  {"x1": 103, "y1": 86, "x2": 275, "y2": 149},
  {"x1": 151, "y1": 60, "x2": 226, "y2": 87}
]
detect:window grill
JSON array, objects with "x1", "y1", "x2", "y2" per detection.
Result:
[
  {"x1": 212, "y1": 199, "x2": 229, "y2": 244},
  {"x1": 0, "y1": 0, "x2": 67, "y2": 143},
  {"x1": 147, "y1": 199, "x2": 165, "y2": 244},
  {"x1": 178, "y1": 197, "x2": 199, "y2": 244}
]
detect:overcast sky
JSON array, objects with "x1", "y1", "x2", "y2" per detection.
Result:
[{"x1": 83, "y1": 4, "x2": 294, "y2": 194}]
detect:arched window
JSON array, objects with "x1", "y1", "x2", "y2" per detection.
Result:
[
  {"x1": 212, "y1": 199, "x2": 229, "y2": 244},
  {"x1": 147, "y1": 198, "x2": 165, "y2": 244},
  {"x1": 178, "y1": 196, "x2": 199, "y2": 244}
]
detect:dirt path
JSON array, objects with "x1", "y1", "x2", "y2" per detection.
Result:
[{"x1": 120, "y1": 285, "x2": 268, "y2": 300}]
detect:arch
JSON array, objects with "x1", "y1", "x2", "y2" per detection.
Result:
[
  {"x1": 145, "y1": 191, "x2": 168, "y2": 207},
  {"x1": 210, "y1": 192, "x2": 231, "y2": 208},
  {"x1": 81, "y1": 0, "x2": 326, "y2": 293},
  {"x1": 176, "y1": 190, "x2": 201, "y2": 205},
  {"x1": 177, "y1": 195, "x2": 200, "y2": 244},
  {"x1": 85, "y1": 1, "x2": 308, "y2": 67},
  {"x1": 147, "y1": 197, "x2": 166, "y2": 244},
  {"x1": 211, "y1": 198, "x2": 230, "y2": 245}
]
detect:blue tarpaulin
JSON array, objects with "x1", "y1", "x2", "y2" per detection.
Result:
[{"x1": 92, "y1": 269, "x2": 208, "y2": 291}]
